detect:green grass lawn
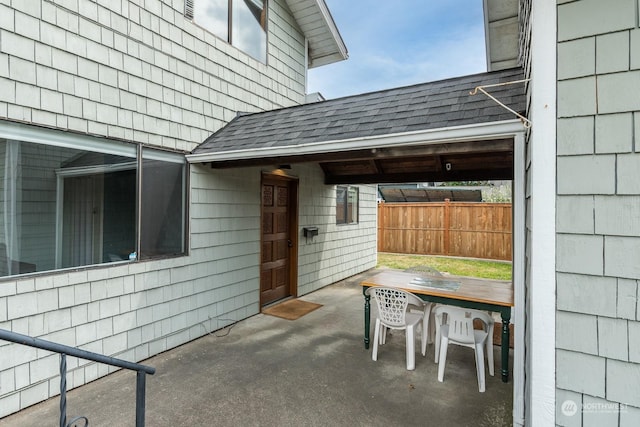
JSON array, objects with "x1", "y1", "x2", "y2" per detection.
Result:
[{"x1": 376, "y1": 252, "x2": 512, "y2": 281}]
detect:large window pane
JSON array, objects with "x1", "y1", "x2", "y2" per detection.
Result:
[
  {"x1": 140, "y1": 149, "x2": 187, "y2": 259},
  {"x1": 0, "y1": 138, "x2": 138, "y2": 275},
  {"x1": 232, "y1": 0, "x2": 267, "y2": 62},
  {"x1": 0, "y1": 122, "x2": 188, "y2": 278},
  {"x1": 191, "y1": 0, "x2": 267, "y2": 62},
  {"x1": 194, "y1": 0, "x2": 229, "y2": 40}
]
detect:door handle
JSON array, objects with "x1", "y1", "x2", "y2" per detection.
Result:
[{"x1": 287, "y1": 239, "x2": 292, "y2": 247}]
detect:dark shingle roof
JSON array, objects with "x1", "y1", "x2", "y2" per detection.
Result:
[{"x1": 192, "y1": 68, "x2": 525, "y2": 155}]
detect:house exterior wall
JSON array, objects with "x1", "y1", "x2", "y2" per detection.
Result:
[
  {"x1": 0, "y1": 0, "x2": 307, "y2": 150},
  {"x1": 296, "y1": 165, "x2": 378, "y2": 294},
  {"x1": 556, "y1": 0, "x2": 640, "y2": 425},
  {"x1": 0, "y1": 0, "x2": 378, "y2": 418}
]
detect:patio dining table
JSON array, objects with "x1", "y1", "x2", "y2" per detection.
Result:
[{"x1": 360, "y1": 270, "x2": 514, "y2": 382}]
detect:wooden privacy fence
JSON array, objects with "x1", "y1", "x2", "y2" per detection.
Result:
[{"x1": 378, "y1": 201, "x2": 512, "y2": 261}]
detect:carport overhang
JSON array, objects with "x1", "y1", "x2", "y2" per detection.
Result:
[{"x1": 185, "y1": 119, "x2": 524, "y2": 185}]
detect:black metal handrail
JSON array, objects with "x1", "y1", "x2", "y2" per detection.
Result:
[{"x1": 0, "y1": 329, "x2": 155, "y2": 427}]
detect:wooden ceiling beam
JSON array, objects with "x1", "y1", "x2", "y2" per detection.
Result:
[
  {"x1": 323, "y1": 168, "x2": 514, "y2": 185},
  {"x1": 206, "y1": 138, "x2": 514, "y2": 169}
]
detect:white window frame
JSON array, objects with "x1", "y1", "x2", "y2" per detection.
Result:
[{"x1": 336, "y1": 185, "x2": 359, "y2": 225}]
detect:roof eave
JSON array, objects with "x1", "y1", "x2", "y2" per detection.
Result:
[
  {"x1": 185, "y1": 119, "x2": 526, "y2": 165},
  {"x1": 483, "y1": 0, "x2": 520, "y2": 71},
  {"x1": 309, "y1": 51, "x2": 348, "y2": 69},
  {"x1": 286, "y1": 0, "x2": 348, "y2": 68}
]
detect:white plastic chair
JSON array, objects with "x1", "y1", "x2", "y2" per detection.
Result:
[
  {"x1": 384, "y1": 296, "x2": 431, "y2": 354},
  {"x1": 434, "y1": 307, "x2": 494, "y2": 377},
  {"x1": 434, "y1": 305, "x2": 493, "y2": 392},
  {"x1": 409, "y1": 298, "x2": 433, "y2": 350},
  {"x1": 369, "y1": 287, "x2": 428, "y2": 370}
]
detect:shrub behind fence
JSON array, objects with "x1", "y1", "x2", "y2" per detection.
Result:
[{"x1": 377, "y1": 201, "x2": 512, "y2": 261}]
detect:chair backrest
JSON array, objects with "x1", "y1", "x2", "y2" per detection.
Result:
[
  {"x1": 468, "y1": 309, "x2": 493, "y2": 330},
  {"x1": 370, "y1": 287, "x2": 412, "y2": 328},
  {"x1": 435, "y1": 305, "x2": 476, "y2": 345}
]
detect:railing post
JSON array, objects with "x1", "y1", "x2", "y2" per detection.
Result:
[
  {"x1": 0, "y1": 329, "x2": 154, "y2": 426},
  {"x1": 135, "y1": 370, "x2": 147, "y2": 427},
  {"x1": 59, "y1": 354, "x2": 67, "y2": 427}
]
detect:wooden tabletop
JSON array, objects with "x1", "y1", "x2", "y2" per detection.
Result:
[{"x1": 361, "y1": 270, "x2": 514, "y2": 307}]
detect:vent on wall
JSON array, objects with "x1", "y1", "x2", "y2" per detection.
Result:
[{"x1": 185, "y1": 0, "x2": 194, "y2": 19}]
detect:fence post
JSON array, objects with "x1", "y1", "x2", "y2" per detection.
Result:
[
  {"x1": 443, "y1": 199, "x2": 451, "y2": 256},
  {"x1": 378, "y1": 203, "x2": 385, "y2": 252}
]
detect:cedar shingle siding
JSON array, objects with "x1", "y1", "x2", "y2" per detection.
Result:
[
  {"x1": 0, "y1": 0, "x2": 377, "y2": 417},
  {"x1": 556, "y1": 0, "x2": 640, "y2": 424}
]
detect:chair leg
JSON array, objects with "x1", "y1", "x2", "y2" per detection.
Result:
[
  {"x1": 427, "y1": 309, "x2": 436, "y2": 344},
  {"x1": 420, "y1": 316, "x2": 428, "y2": 357},
  {"x1": 475, "y1": 343, "x2": 486, "y2": 392},
  {"x1": 437, "y1": 337, "x2": 448, "y2": 382},
  {"x1": 406, "y1": 324, "x2": 415, "y2": 370},
  {"x1": 372, "y1": 319, "x2": 381, "y2": 361},
  {"x1": 486, "y1": 339, "x2": 495, "y2": 376},
  {"x1": 434, "y1": 323, "x2": 441, "y2": 363}
]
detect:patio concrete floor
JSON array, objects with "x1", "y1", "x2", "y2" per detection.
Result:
[{"x1": 0, "y1": 269, "x2": 513, "y2": 427}]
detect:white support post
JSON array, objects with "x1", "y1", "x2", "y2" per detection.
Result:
[{"x1": 528, "y1": 0, "x2": 557, "y2": 425}]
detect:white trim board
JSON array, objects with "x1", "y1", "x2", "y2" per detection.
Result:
[{"x1": 527, "y1": 0, "x2": 557, "y2": 425}]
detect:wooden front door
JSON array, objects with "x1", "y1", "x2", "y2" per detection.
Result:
[{"x1": 260, "y1": 175, "x2": 298, "y2": 306}]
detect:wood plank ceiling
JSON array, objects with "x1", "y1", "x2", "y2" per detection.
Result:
[{"x1": 318, "y1": 138, "x2": 514, "y2": 184}]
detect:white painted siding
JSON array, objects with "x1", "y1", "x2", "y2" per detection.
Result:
[
  {"x1": 0, "y1": 0, "x2": 378, "y2": 419},
  {"x1": 296, "y1": 164, "x2": 377, "y2": 294},
  {"x1": 0, "y1": 0, "x2": 307, "y2": 152},
  {"x1": 556, "y1": 0, "x2": 640, "y2": 425}
]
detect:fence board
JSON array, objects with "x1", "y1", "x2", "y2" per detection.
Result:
[{"x1": 377, "y1": 201, "x2": 512, "y2": 261}]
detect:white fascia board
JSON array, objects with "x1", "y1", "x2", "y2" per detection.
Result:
[
  {"x1": 186, "y1": 119, "x2": 525, "y2": 164},
  {"x1": 288, "y1": 0, "x2": 347, "y2": 68},
  {"x1": 314, "y1": 0, "x2": 348, "y2": 61},
  {"x1": 308, "y1": 51, "x2": 347, "y2": 69}
]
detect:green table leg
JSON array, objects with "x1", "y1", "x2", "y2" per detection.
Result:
[
  {"x1": 500, "y1": 308, "x2": 511, "y2": 383},
  {"x1": 363, "y1": 289, "x2": 371, "y2": 349}
]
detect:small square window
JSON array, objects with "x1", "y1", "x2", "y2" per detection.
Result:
[{"x1": 336, "y1": 186, "x2": 359, "y2": 225}]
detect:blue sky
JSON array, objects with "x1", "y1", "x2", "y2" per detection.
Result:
[{"x1": 307, "y1": 0, "x2": 487, "y2": 100}]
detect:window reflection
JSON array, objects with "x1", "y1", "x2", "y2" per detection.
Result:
[
  {"x1": 192, "y1": 0, "x2": 267, "y2": 63},
  {"x1": 336, "y1": 186, "x2": 359, "y2": 225},
  {"x1": 140, "y1": 150, "x2": 187, "y2": 259},
  {"x1": 233, "y1": 0, "x2": 267, "y2": 62},
  {"x1": 0, "y1": 130, "x2": 187, "y2": 278},
  {"x1": 194, "y1": 0, "x2": 228, "y2": 40}
]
